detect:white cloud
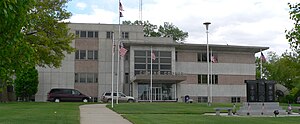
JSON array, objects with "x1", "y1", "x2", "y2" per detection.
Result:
[
  {"x1": 67, "y1": 0, "x2": 297, "y2": 55},
  {"x1": 76, "y1": 2, "x2": 87, "y2": 10}
]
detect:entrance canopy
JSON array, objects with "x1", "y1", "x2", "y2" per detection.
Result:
[{"x1": 132, "y1": 74, "x2": 186, "y2": 83}]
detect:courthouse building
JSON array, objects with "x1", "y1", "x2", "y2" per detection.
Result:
[{"x1": 35, "y1": 23, "x2": 268, "y2": 103}]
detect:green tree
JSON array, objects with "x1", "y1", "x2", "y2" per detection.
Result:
[
  {"x1": 14, "y1": 67, "x2": 38, "y2": 101},
  {"x1": 0, "y1": 0, "x2": 74, "y2": 102},
  {"x1": 158, "y1": 22, "x2": 188, "y2": 42},
  {"x1": 123, "y1": 20, "x2": 188, "y2": 42},
  {"x1": 264, "y1": 52, "x2": 298, "y2": 89},
  {"x1": 286, "y1": 2, "x2": 300, "y2": 51},
  {"x1": 25, "y1": 0, "x2": 75, "y2": 68},
  {"x1": 0, "y1": 0, "x2": 36, "y2": 102},
  {"x1": 262, "y1": 51, "x2": 300, "y2": 102}
]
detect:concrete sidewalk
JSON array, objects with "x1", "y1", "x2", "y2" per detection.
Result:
[{"x1": 80, "y1": 104, "x2": 132, "y2": 124}]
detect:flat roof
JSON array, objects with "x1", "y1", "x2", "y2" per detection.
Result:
[{"x1": 124, "y1": 41, "x2": 269, "y2": 53}]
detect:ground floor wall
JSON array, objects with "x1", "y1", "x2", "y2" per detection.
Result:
[
  {"x1": 130, "y1": 82, "x2": 246, "y2": 103},
  {"x1": 35, "y1": 71, "x2": 74, "y2": 102},
  {"x1": 180, "y1": 84, "x2": 246, "y2": 103}
]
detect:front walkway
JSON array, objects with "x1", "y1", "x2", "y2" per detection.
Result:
[{"x1": 80, "y1": 104, "x2": 132, "y2": 124}]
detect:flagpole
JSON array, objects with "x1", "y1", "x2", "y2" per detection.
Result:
[
  {"x1": 203, "y1": 22, "x2": 211, "y2": 106},
  {"x1": 210, "y1": 49, "x2": 213, "y2": 104},
  {"x1": 116, "y1": 0, "x2": 122, "y2": 104},
  {"x1": 150, "y1": 46, "x2": 153, "y2": 102},
  {"x1": 111, "y1": 32, "x2": 115, "y2": 108},
  {"x1": 260, "y1": 49, "x2": 263, "y2": 79},
  {"x1": 139, "y1": 0, "x2": 143, "y2": 21}
]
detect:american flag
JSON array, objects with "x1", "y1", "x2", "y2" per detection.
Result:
[
  {"x1": 119, "y1": 42, "x2": 127, "y2": 57},
  {"x1": 119, "y1": 2, "x2": 124, "y2": 11},
  {"x1": 211, "y1": 56, "x2": 218, "y2": 63},
  {"x1": 151, "y1": 52, "x2": 156, "y2": 60},
  {"x1": 261, "y1": 52, "x2": 266, "y2": 62},
  {"x1": 119, "y1": 2, "x2": 124, "y2": 17}
]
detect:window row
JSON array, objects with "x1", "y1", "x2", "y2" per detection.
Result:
[
  {"x1": 198, "y1": 75, "x2": 218, "y2": 84},
  {"x1": 106, "y1": 31, "x2": 129, "y2": 39},
  {"x1": 75, "y1": 50, "x2": 98, "y2": 60},
  {"x1": 134, "y1": 70, "x2": 172, "y2": 75},
  {"x1": 198, "y1": 96, "x2": 208, "y2": 103},
  {"x1": 231, "y1": 97, "x2": 241, "y2": 103},
  {"x1": 197, "y1": 53, "x2": 218, "y2": 62},
  {"x1": 134, "y1": 64, "x2": 171, "y2": 70},
  {"x1": 76, "y1": 30, "x2": 98, "y2": 38},
  {"x1": 75, "y1": 73, "x2": 98, "y2": 83},
  {"x1": 134, "y1": 50, "x2": 171, "y2": 58}
]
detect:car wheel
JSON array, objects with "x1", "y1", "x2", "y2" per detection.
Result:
[
  {"x1": 83, "y1": 98, "x2": 88, "y2": 103},
  {"x1": 107, "y1": 99, "x2": 112, "y2": 103},
  {"x1": 128, "y1": 99, "x2": 134, "y2": 103},
  {"x1": 54, "y1": 98, "x2": 60, "y2": 103}
]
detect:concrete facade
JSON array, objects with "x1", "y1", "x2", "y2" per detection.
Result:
[{"x1": 35, "y1": 23, "x2": 268, "y2": 103}]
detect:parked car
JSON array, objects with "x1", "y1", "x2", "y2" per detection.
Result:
[
  {"x1": 101, "y1": 92, "x2": 135, "y2": 103},
  {"x1": 47, "y1": 88, "x2": 91, "y2": 102}
]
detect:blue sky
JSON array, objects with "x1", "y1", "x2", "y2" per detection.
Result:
[{"x1": 65, "y1": 0, "x2": 299, "y2": 56}]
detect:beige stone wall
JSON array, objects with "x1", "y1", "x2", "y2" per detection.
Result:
[
  {"x1": 176, "y1": 51, "x2": 197, "y2": 62},
  {"x1": 218, "y1": 75, "x2": 255, "y2": 85},
  {"x1": 218, "y1": 52, "x2": 254, "y2": 64},
  {"x1": 75, "y1": 61, "x2": 98, "y2": 72},
  {"x1": 180, "y1": 75, "x2": 198, "y2": 84},
  {"x1": 75, "y1": 38, "x2": 98, "y2": 50},
  {"x1": 176, "y1": 51, "x2": 255, "y2": 64},
  {"x1": 75, "y1": 83, "x2": 98, "y2": 97}
]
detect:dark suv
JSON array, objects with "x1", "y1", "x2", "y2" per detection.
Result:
[{"x1": 47, "y1": 88, "x2": 91, "y2": 102}]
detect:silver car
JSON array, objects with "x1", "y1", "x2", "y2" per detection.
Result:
[{"x1": 101, "y1": 92, "x2": 135, "y2": 103}]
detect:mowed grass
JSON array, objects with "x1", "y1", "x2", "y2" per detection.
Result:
[
  {"x1": 0, "y1": 102, "x2": 83, "y2": 124},
  {"x1": 110, "y1": 103, "x2": 300, "y2": 124}
]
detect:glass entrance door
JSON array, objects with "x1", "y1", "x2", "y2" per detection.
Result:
[
  {"x1": 152, "y1": 87, "x2": 162, "y2": 101},
  {"x1": 138, "y1": 83, "x2": 176, "y2": 101}
]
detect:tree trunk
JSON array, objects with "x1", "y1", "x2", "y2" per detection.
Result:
[{"x1": 1, "y1": 81, "x2": 8, "y2": 102}]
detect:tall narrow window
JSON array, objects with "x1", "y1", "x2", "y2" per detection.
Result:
[
  {"x1": 87, "y1": 73, "x2": 94, "y2": 83},
  {"x1": 80, "y1": 50, "x2": 86, "y2": 60},
  {"x1": 94, "y1": 50, "x2": 98, "y2": 60},
  {"x1": 75, "y1": 31, "x2": 79, "y2": 37},
  {"x1": 125, "y1": 73, "x2": 129, "y2": 83},
  {"x1": 88, "y1": 31, "x2": 94, "y2": 38},
  {"x1": 75, "y1": 73, "x2": 78, "y2": 83},
  {"x1": 95, "y1": 31, "x2": 98, "y2": 38},
  {"x1": 75, "y1": 50, "x2": 79, "y2": 60},
  {"x1": 122, "y1": 32, "x2": 129, "y2": 39},
  {"x1": 80, "y1": 73, "x2": 87, "y2": 83},
  {"x1": 198, "y1": 75, "x2": 208, "y2": 84},
  {"x1": 94, "y1": 73, "x2": 98, "y2": 83},
  {"x1": 106, "y1": 31, "x2": 113, "y2": 39},
  {"x1": 88, "y1": 50, "x2": 94, "y2": 60},
  {"x1": 80, "y1": 31, "x2": 86, "y2": 38},
  {"x1": 175, "y1": 51, "x2": 178, "y2": 61}
]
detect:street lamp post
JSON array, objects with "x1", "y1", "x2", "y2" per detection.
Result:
[{"x1": 203, "y1": 22, "x2": 211, "y2": 106}]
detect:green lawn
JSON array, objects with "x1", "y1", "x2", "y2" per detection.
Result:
[
  {"x1": 0, "y1": 102, "x2": 83, "y2": 124},
  {"x1": 110, "y1": 103, "x2": 300, "y2": 124}
]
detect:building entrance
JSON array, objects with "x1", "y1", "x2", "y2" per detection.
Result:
[
  {"x1": 152, "y1": 87, "x2": 162, "y2": 101},
  {"x1": 137, "y1": 83, "x2": 176, "y2": 101}
]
